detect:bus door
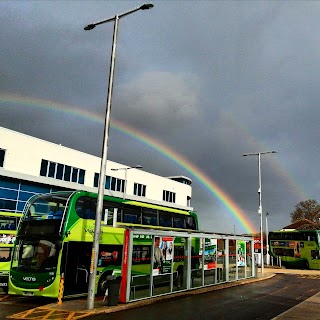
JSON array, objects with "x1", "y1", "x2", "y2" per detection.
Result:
[
  {"x1": 61, "y1": 242, "x2": 91, "y2": 296},
  {"x1": 310, "y1": 249, "x2": 320, "y2": 270}
]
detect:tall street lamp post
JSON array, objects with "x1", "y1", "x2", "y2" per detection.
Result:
[
  {"x1": 84, "y1": 3, "x2": 153, "y2": 310},
  {"x1": 111, "y1": 165, "x2": 143, "y2": 199},
  {"x1": 242, "y1": 151, "x2": 277, "y2": 274},
  {"x1": 266, "y1": 212, "x2": 270, "y2": 265}
]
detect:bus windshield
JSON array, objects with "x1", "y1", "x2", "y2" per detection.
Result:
[
  {"x1": 24, "y1": 192, "x2": 73, "y2": 221},
  {"x1": 12, "y1": 239, "x2": 59, "y2": 272}
]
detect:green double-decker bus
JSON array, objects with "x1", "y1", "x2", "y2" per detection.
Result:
[
  {"x1": 269, "y1": 230, "x2": 320, "y2": 270},
  {"x1": 9, "y1": 191, "x2": 198, "y2": 298},
  {"x1": 0, "y1": 212, "x2": 22, "y2": 293}
]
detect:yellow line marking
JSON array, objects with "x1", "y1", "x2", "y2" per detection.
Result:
[
  {"x1": 8, "y1": 307, "x2": 93, "y2": 320},
  {"x1": 0, "y1": 294, "x2": 10, "y2": 301}
]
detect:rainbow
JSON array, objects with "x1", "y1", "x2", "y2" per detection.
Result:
[
  {"x1": 0, "y1": 93, "x2": 256, "y2": 233},
  {"x1": 221, "y1": 112, "x2": 307, "y2": 201}
]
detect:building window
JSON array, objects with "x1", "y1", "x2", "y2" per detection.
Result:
[
  {"x1": 0, "y1": 149, "x2": 6, "y2": 167},
  {"x1": 187, "y1": 196, "x2": 191, "y2": 207},
  {"x1": 40, "y1": 160, "x2": 48, "y2": 176},
  {"x1": 0, "y1": 176, "x2": 67, "y2": 213},
  {"x1": 78, "y1": 169, "x2": 85, "y2": 184},
  {"x1": 40, "y1": 159, "x2": 85, "y2": 185},
  {"x1": 162, "y1": 190, "x2": 176, "y2": 203},
  {"x1": 134, "y1": 183, "x2": 146, "y2": 197},
  {"x1": 94, "y1": 173, "x2": 99, "y2": 188},
  {"x1": 71, "y1": 168, "x2": 79, "y2": 183},
  {"x1": 94, "y1": 173, "x2": 124, "y2": 192},
  {"x1": 48, "y1": 162, "x2": 56, "y2": 178},
  {"x1": 56, "y1": 163, "x2": 64, "y2": 180},
  {"x1": 64, "y1": 166, "x2": 71, "y2": 181}
]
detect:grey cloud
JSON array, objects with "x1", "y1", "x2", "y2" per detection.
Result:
[{"x1": 1, "y1": 1, "x2": 320, "y2": 233}]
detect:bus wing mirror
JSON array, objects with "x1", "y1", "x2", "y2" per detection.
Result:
[{"x1": 56, "y1": 241, "x2": 62, "y2": 250}]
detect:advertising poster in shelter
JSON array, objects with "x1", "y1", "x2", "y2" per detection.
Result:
[
  {"x1": 237, "y1": 240, "x2": 246, "y2": 267},
  {"x1": 153, "y1": 236, "x2": 174, "y2": 275},
  {"x1": 199, "y1": 238, "x2": 217, "y2": 269}
]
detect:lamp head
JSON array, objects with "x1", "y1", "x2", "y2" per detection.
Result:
[
  {"x1": 134, "y1": 165, "x2": 143, "y2": 169},
  {"x1": 84, "y1": 24, "x2": 96, "y2": 31},
  {"x1": 140, "y1": 3, "x2": 154, "y2": 10}
]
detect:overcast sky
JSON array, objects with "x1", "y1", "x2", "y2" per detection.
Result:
[{"x1": 1, "y1": 0, "x2": 319, "y2": 234}]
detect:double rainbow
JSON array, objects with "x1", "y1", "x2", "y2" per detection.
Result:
[{"x1": 0, "y1": 93, "x2": 256, "y2": 233}]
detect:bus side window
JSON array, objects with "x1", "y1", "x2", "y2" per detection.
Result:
[
  {"x1": 86, "y1": 199, "x2": 96, "y2": 220},
  {"x1": 311, "y1": 250, "x2": 320, "y2": 259},
  {"x1": 173, "y1": 214, "x2": 185, "y2": 229},
  {"x1": 76, "y1": 197, "x2": 95, "y2": 219},
  {"x1": 123, "y1": 205, "x2": 141, "y2": 224},
  {"x1": 75, "y1": 197, "x2": 88, "y2": 218},
  {"x1": 117, "y1": 208, "x2": 123, "y2": 223},
  {"x1": 102, "y1": 205, "x2": 116, "y2": 226},
  {"x1": 159, "y1": 211, "x2": 172, "y2": 228},
  {"x1": 142, "y1": 208, "x2": 158, "y2": 226},
  {"x1": 186, "y1": 216, "x2": 196, "y2": 230}
]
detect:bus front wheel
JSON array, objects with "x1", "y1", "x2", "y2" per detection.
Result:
[{"x1": 98, "y1": 272, "x2": 112, "y2": 296}]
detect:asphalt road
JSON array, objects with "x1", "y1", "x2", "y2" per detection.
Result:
[
  {"x1": 1, "y1": 274, "x2": 319, "y2": 320},
  {"x1": 0, "y1": 294, "x2": 52, "y2": 319},
  {"x1": 84, "y1": 274, "x2": 320, "y2": 320}
]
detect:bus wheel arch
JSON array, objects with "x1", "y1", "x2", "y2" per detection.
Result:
[{"x1": 97, "y1": 270, "x2": 113, "y2": 295}]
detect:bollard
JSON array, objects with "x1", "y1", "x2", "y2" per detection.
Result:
[{"x1": 57, "y1": 273, "x2": 64, "y2": 305}]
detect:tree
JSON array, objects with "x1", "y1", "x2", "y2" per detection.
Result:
[{"x1": 290, "y1": 199, "x2": 320, "y2": 225}]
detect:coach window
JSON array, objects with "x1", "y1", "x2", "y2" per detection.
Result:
[
  {"x1": 142, "y1": 207, "x2": 158, "y2": 226},
  {"x1": 102, "y1": 201, "x2": 120, "y2": 226},
  {"x1": 186, "y1": 216, "x2": 196, "y2": 230},
  {"x1": 159, "y1": 211, "x2": 172, "y2": 228},
  {"x1": 173, "y1": 214, "x2": 185, "y2": 229},
  {"x1": 123, "y1": 204, "x2": 141, "y2": 224}
]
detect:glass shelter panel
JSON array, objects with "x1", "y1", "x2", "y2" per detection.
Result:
[
  {"x1": 229, "y1": 240, "x2": 237, "y2": 281},
  {"x1": 217, "y1": 239, "x2": 226, "y2": 282},
  {"x1": 246, "y1": 240, "x2": 253, "y2": 278},
  {"x1": 202, "y1": 238, "x2": 217, "y2": 286},
  {"x1": 171, "y1": 236, "x2": 187, "y2": 293},
  {"x1": 130, "y1": 234, "x2": 153, "y2": 300},
  {"x1": 190, "y1": 237, "x2": 202, "y2": 289},
  {"x1": 237, "y1": 240, "x2": 246, "y2": 280}
]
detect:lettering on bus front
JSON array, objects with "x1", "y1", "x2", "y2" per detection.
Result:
[
  {"x1": 22, "y1": 277, "x2": 36, "y2": 282},
  {"x1": 0, "y1": 235, "x2": 15, "y2": 245}
]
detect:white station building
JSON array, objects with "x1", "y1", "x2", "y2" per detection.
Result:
[{"x1": 0, "y1": 126, "x2": 193, "y2": 215}]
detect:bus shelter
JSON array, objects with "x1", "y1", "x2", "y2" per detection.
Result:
[{"x1": 119, "y1": 228, "x2": 255, "y2": 303}]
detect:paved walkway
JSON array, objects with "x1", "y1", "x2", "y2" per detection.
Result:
[{"x1": 264, "y1": 267, "x2": 320, "y2": 320}]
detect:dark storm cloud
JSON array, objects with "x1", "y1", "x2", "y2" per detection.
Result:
[{"x1": 1, "y1": 1, "x2": 320, "y2": 233}]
